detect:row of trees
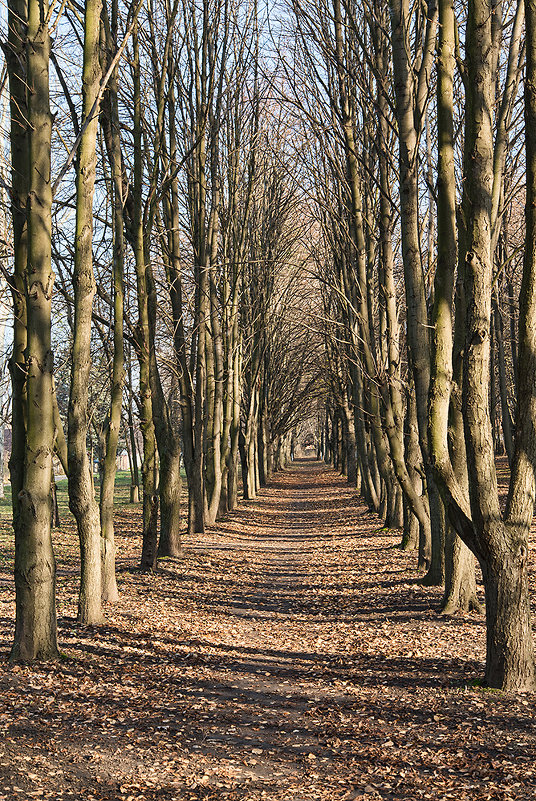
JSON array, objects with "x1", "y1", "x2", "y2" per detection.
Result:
[
  {"x1": 2, "y1": 0, "x2": 320, "y2": 661},
  {"x1": 298, "y1": 0, "x2": 536, "y2": 692},
  {"x1": 4, "y1": 0, "x2": 536, "y2": 694}
]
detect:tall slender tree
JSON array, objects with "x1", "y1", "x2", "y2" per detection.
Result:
[
  {"x1": 10, "y1": 0, "x2": 59, "y2": 661},
  {"x1": 68, "y1": 0, "x2": 104, "y2": 625}
]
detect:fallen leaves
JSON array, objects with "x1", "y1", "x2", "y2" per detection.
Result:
[{"x1": 0, "y1": 463, "x2": 535, "y2": 800}]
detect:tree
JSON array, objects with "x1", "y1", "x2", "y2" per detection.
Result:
[
  {"x1": 68, "y1": 0, "x2": 104, "y2": 624},
  {"x1": 99, "y1": 0, "x2": 126, "y2": 601},
  {"x1": 388, "y1": 0, "x2": 445, "y2": 586},
  {"x1": 428, "y1": 0, "x2": 480, "y2": 613},
  {"x1": 435, "y1": 0, "x2": 535, "y2": 690},
  {"x1": 8, "y1": 0, "x2": 59, "y2": 661}
]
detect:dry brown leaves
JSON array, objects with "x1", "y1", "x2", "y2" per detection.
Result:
[{"x1": 0, "y1": 462, "x2": 535, "y2": 800}]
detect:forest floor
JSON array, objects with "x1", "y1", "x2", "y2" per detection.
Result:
[{"x1": 1, "y1": 461, "x2": 536, "y2": 801}]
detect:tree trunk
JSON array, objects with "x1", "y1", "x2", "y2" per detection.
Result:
[
  {"x1": 126, "y1": 360, "x2": 140, "y2": 503},
  {"x1": 441, "y1": 523, "x2": 480, "y2": 614},
  {"x1": 227, "y1": 344, "x2": 241, "y2": 510},
  {"x1": 158, "y1": 449, "x2": 182, "y2": 557},
  {"x1": 205, "y1": 269, "x2": 224, "y2": 522},
  {"x1": 493, "y1": 294, "x2": 514, "y2": 462},
  {"x1": 146, "y1": 238, "x2": 182, "y2": 555},
  {"x1": 132, "y1": 24, "x2": 158, "y2": 571},
  {"x1": 403, "y1": 388, "x2": 428, "y2": 564},
  {"x1": 480, "y1": 543, "x2": 534, "y2": 690},
  {"x1": 97, "y1": 3, "x2": 126, "y2": 605},
  {"x1": 6, "y1": 0, "x2": 29, "y2": 549},
  {"x1": 11, "y1": 1, "x2": 59, "y2": 661},
  {"x1": 451, "y1": 0, "x2": 536, "y2": 690},
  {"x1": 341, "y1": 396, "x2": 358, "y2": 486},
  {"x1": 390, "y1": 0, "x2": 444, "y2": 584},
  {"x1": 68, "y1": 0, "x2": 103, "y2": 623},
  {"x1": 51, "y1": 472, "x2": 60, "y2": 529},
  {"x1": 427, "y1": 0, "x2": 477, "y2": 606}
]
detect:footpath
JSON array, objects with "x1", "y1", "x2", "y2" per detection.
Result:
[{"x1": 1, "y1": 462, "x2": 535, "y2": 800}]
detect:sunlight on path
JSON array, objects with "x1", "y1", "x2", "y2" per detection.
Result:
[{"x1": 1, "y1": 461, "x2": 535, "y2": 800}]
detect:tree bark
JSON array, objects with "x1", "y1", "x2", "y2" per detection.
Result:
[
  {"x1": 6, "y1": 0, "x2": 29, "y2": 543},
  {"x1": 11, "y1": 0, "x2": 59, "y2": 661},
  {"x1": 493, "y1": 293, "x2": 514, "y2": 462},
  {"x1": 67, "y1": 0, "x2": 104, "y2": 624},
  {"x1": 100, "y1": 5, "x2": 125, "y2": 603},
  {"x1": 389, "y1": 0, "x2": 444, "y2": 585},
  {"x1": 428, "y1": 0, "x2": 478, "y2": 609},
  {"x1": 446, "y1": 0, "x2": 536, "y2": 689},
  {"x1": 132, "y1": 23, "x2": 158, "y2": 570}
]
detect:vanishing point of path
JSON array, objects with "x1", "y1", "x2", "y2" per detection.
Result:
[{"x1": 1, "y1": 461, "x2": 536, "y2": 800}]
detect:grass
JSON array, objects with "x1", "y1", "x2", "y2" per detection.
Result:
[
  {"x1": 0, "y1": 467, "x2": 187, "y2": 544},
  {"x1": 0, "y1": 470, "x2": 141, "y2": 535},
  {"x1": 0, "y1": 470, "x2": 147, "y2": 583}
]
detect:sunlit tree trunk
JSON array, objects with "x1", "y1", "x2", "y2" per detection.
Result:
[
  {"x1": 68, "y1": 0, "x2": 104, "y2": 623},
  {"x1": 389, "y1": 0, "x2": 444, "y2": 585},
  {"x1": 442, "y1": 0, "x2": 536, "y2": 689},
  {"x1": 100, "y1": 1, "x2": 125, "y2": 602},
  {"x1": 428, "y1": 0, "x2": 479, "y2": 613},
  {"x1": 10, "y1": 0, "x2": 59, "y2": 660}
]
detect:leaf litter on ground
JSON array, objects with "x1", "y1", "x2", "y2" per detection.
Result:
[{"x1": 0, "y1": 460, "x2": 535, "y2": 800}]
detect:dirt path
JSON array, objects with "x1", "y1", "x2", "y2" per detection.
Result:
[{"x1": 1, "y1": 461, "x2": 536, "y2": 800}]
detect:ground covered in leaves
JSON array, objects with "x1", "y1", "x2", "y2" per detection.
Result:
[{"x1": 1, "y1": 461, "x2": 536, "y2": 800}]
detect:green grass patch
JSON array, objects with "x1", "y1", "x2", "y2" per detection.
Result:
[{"x1": 0, "y1": 470, "x2": 142, "y2": 525}]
